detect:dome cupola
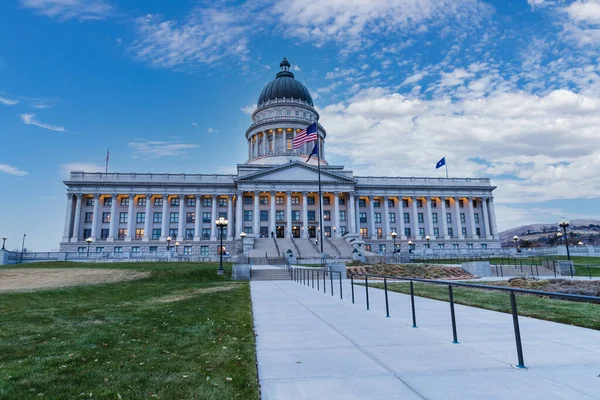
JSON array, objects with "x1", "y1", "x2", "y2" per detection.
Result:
[{"x1": 257, "y1": 58, "x2": 313, "y2": 107}]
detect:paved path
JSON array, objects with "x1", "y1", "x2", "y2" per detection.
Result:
[{"x1": 251, "y1": 279, "x2": 600, "y2": 400}]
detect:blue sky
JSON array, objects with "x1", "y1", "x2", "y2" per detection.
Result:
[{"x1": 1, "y1": 0, "x2": 600, "y2": 251}]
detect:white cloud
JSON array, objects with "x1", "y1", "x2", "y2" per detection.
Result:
[
  {"x1": 19, "y1": 0, "x2": 114, "y2": 21},
  {"x1": 192, "y1": 122, "x2": 199, "y2": 128},
  {"x1": 326, "y1": 68, "x2": 356, "y2": 80},
  {"x1": 0, "y1": 164, "x2": 28, "y2": 176},
  {"x1": 0, "y1": 96, "x2": 19, "y2": 106},
  {"x1": 20, "y1": 113, "x2": 66, "y2": 132},
  {"x1": 292, "y1": 65, "x2": 301, "y2": 71},
  {"x1": 207, "y1": 127, "x2": 217, "y2": 133},
  {"x1": 241, "y1": 104, "x2": 256, "y2": 115},
  {"x1": 402, "y1": 71, "x2": 428, "y2": 86},
  {"x1": 60, "y1": 162, "x2": 104, "y2": 175},
  {"x1": 566, "y1": 0, "x2": 600, "y2": 24},
  {"x1": 128, "y1": 141, "x2": 199, "y2": 158}
]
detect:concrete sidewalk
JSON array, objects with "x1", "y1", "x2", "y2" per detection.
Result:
[{"x1": 251, "y1": 279, "x2": 600, "y2": 400}]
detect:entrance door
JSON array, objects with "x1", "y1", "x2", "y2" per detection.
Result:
[
  {"x1": 260, "y1": 227, "x2": 269, "y2": 238},
  {"x1": 292, "y1": 226, "x2": 301, "y2": 238},
  {"x1": 276, "y1": 225, "x2": 285, "y2": 238},
  {"x1": 308, "y1": 225, "x2": 316, "y2": 239}
]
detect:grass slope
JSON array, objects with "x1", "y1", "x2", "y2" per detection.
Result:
[{"x1": 0, "y1": 262, "x2": 259, "y2": 400}]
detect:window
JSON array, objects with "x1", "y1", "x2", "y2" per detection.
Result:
[
  {"x1": 374, "y1": 213, "x2": 381, "y2": 223},
  {"x1": 202, "y1": 228, "x2": 211, "y2": 239},
  {"x1": 218, "y1": 197, "x2": 227, "y2": 207},
  {"x1": 448, "y1": 228, "x2": 454, "y2": 237},
  {"x1": 460, "y1": 213, "x2": 466, "y2": 223},
  {"x1": 278, "y1": 109, "x2": 282, "y2": 116},
  {"x1": 132, "y1": 246, "x2": 140, "y2": 253},
  {"x1": 452, "y1": 243, "x2": 459, "y2": 249},
  {"x1": 432, "y1": 213, "x2": 438, "y2": 223},
  {"x1": 83, "y1": 229, "x2": 91, "y2": 238},
  {"x1": 184, "y1": 246, "x2": 192, "y2": 255},
  {"x1": 102, "y1": 212, "x2": 111, "y2": 223},
  {"x1": 86, "y1": 197, "x2": 94, "y2": 206},
  {"x1": 403, "y1": 213, "x2": 410, "y2": 223},
  {"x1": 138, "y1": 198, "x2": 147, "y2": 207},
  {"x1": 243, "y1": 226, "x2": 253, "y2": 234},
  {"x1": 152, "y1": 228, "x2": 161, "y2": 239},
  {"x1": 168, "y1": 228, "x2": 178, "y2": 238},
  {"x1": 417, "y1": 199, "x2": 423, "y2": 207},
  {"x1": 307, "y1": 210, "x2": 315, "y2": 221},
  {"x1": 185, "y1": 228, "x2": 194, "y2": 239},
  {"x1": 170, "y1": 197, "x2": 180, "y2": 206},
  {"x1": 292, "y1": 196, "x2": 300, "y2": 205},
  {"x1": 358, "y1": 198, "x2": 366, "y2": 207},
  {"x1": 324, "y1": 226, "x2": 331, "y2": 237},
  {"x1": 153, "y1": 212, "x2": 162, "y2": 223},
  {"x1": 324, "y1": 210, "x2": 331, "y2": 221},
  {"x1": 389, "y1": 213, "x2": 395, "y2": 223},
  {"x1": 359, "y1": 212, "x2": 367, "y2": 223},
  {"x1": 433, "y1": 227, "x2": 440, "y2": 237},
  {"x1": 390, "y1": 227, "x2": 397, "y2": 234},
  {"x1": 323, "y1": 197, "x2": 330, "y2": 205},
  {"x1": 476, "y1": 228, "x2": 481, "y2": 237},
  {"x1": 260, "y1": 210, "x2": 269, "y2": 221},
  {"x1": 467, "y1": 243, "x2": 473, "y2": 250},
  {"x1": 218, "y1": 212, "x2": 227, "y2": 219},
  {"x1": 154, "y1": 198, "x2": 163, "y2": 206},
  {"x1": 402, "y1": 199, "x2": 409, "y2": 207},
  {"x1": 446, "y1": 213, "x2": 452, "y2": 223},
  {"x1": 474, "y1": 213, "x2": 479, "y2": 223},
  {"x1": 460, "y1": 199, "x2": 465, "y2": 208},
  {"x1": 438, "y1": 243, "x2": 445, "y2": 249},
  {"x1": 136, "y1": 212, "x2": 145, "y2": 223},
  {"x1": 340, "y1": 210, "x2": 346, "y2": 221},
  {"x1": 85, "y1": 212, "x2": 93, "y2": 223},
  {"x1": 170, "y1": 212, "x2": 178, "y2": 223},
  {"x1": 481, "y1": 243, "x2": 488, "y2": 249},
  {"x1": 292, "y1": 210, "x2": 300, "y2": 221},
  {"x1": 377, "y1": 228, "x2": 383, "y2": 238},
  {"x1": 260, "y1": 196, "x2": 269, "y2": 205},
  {"x1": 118, "y1": 229, "x2": 126, "y2": 239},
  {"x1": 202, "y1": 212, "x2": 211, "y2": 223},
  {"x1": 186, "y1": 212, "x2": 195, "y2": 223},
  {"x1": 431, "y1": 200, "x2": 437, "y2": 208},
  {"x1": 378, "y1": 244, "x2": 386, "y2": 253},
  {"x1": 135, "y1": 228, "x2": 144, "y2": 239},
  {"x1": 445, "y1": 199, "x2": 451, "y2": 207},
  {"x1": 404, "y1": 227, "x2": 411, "y2": 237},
  {"x1": 276, "y1": 210, "x2": 285, "y2": 221},
  {"x1": 121, "y1": 198, "x2": 129, "y2": 206},
  {"x1": 149, "y1": 246, "x2": 158, "y2": 253},
  {"x1": 419, "y1": 228, "x2": 425, "y2": 237},
  {"x1": 78, "y1": 247, "x2": 85, "y2": 253},
  {"x1": 388, "y1": 199, "x2": 394, "y2": 207},
  {"x1": 339, "y1": 197, "x2": 346, "y2": 206},
  {"x1": 114, "y1": 247, "x2": 123, "y2": 253},
  {"x1": 360, "y1": 228, "x2": 368, "y2": 238},
  {"x1": 244, "y1": 210, "x2": 253, "y2": 221},
  {"x1": 243, "y1": 196, "x2": 252, "y2": 205},
  {"x1": 473, "y1": 199, "x2": 478, "y2": 208},
  {"x1": 201, "y1": 246, "x2": 209, "y2": 256},
  {"x1": 104, "y1": 197, "x2": 112, "y2": 206},
  {"x1": 364, "y1": 244, "x2": 371, "y2": 252},
  {"x1": 101, "y1": 229, "x2": 109, "y2": 239},
  {"x1": 186, "y1": 197, "x2": 196, "y2": 207},
  {"x1": 418, "y1": 213, "x2": 424, "y2": 223},
  {"x1": 373, "y1": 199, "x2": 380, "y2": 208},
  {"x1": 119, "y1": 212, "x2": 128, "y2": 223},
  {"x1": 340, "y1": 226, "x2": 347, "y2": 235},
  {"x1": 276, "y1": 196, "x2": 285, "y2": 205},
  {"x1": 286, "y1": 110, "x2": 291, "y2": 116},
  {"x1": 96, "y1": 247, "x2": 104, "y2": 253},
  {"x1": 462, "y1": 227, "x2": 467, "y2": 236}
]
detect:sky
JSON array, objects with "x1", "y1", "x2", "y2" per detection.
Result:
[{"x1": 1, "y1": 0, "x2": 600, "y2": 251}]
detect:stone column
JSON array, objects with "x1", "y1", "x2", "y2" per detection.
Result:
[
  {"x1": 160, "y1": 194, "x2": 168, "y2": 241},
  {"x1": 62, "y1": 193, "x2": 74, "y2": 242},
  {"x1": 348, "y1": 192, "x2": 356, "y2": 234},
  {"x1": 253, "y1": 192, "x2": 260, "y2": 236},
  {"x1": 286, "y1": 191, "x2": 292, "y2": 238},
  {"x1": 440, "y1": 197, "x2": 449, "y2": 239},
  {"x1": 411, "y1": 197, "x2": 419, "y2": 239},
  {"x1": 270, "y1": 191, "x2": 276, "y2": 237},
  {"x1": 369, "y1": 195, "x2": 376, "y2": 240},
  {"x1": 143, "y1": 194, "x2": 152, "y2": 241},
  {"x1": 177, "y1": 194, "x2": 185, "y2": 241},
  {"x1": 454, "y1": 197, "x2": 464, "y2": 239},
  {"x1": 235, "y1": 192, "x2": 243, "y2": 238},
  {"x1": 383, "y1": 195, "x2": 390, "y2": 239},
  {"x1": 334, "y1": 192, "x2": 340, "y2": 238},
  {"x1": 468, "y1": 197, "x2": 477, "y2": 239},
  {"x1": 125, "y1": 193, "x2": 135, "y2": 242},
  {"x1": 302, "y1": 191, "x2": 308, "y2": 238},
  {"x1": 398, "y1": 196, "x2": 406, "y2": 240},
  {"x1": 211, "y1": 195, "x2": 218, "y2": 241},
  {"x1": 90, "y1": 194, "x2": 100, "y2": 241},
  {"x1": 426, "y1": 196, "x2": 434, "y2": 240},
  {"x1": 481, "y1": 197, "x2": 491, "y2": 239},
  {"x1": 194, "y1": 194, "x2": 201, "y2": 241},
  {"x1": 226, "y1": 195, "x2": 233, "y2": 240},
  {"x1": 107, "y1": 193, "x2": 118, "y2": 242},
  {"x1": 488, "y1": 197, "x2": 498, "y2": 239},
  {"x1": 70, "y1": 193, "x2": 83, "y2": 242}
]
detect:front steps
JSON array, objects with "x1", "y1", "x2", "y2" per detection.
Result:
[{"x1": 251, "y1": 267, "x2": 291, "y2": 281}]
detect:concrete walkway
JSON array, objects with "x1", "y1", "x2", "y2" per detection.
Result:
[{"x1": 251, "y1": 279, "x2": 600, "y2": 400}]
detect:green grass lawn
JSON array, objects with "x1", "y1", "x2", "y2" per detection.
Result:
[
  {"x1": 370, "y1": 282, "x2": 600, "y2": 330},
  {"x1": 0, "y1": 262, "x2": 259, "y2": 400}
]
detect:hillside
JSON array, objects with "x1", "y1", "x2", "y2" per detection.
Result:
[{"x1": 499, "y1": 220, "x2": 600, "y2": 246}]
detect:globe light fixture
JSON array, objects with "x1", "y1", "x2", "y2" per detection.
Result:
[
  {"x1": 558, "y1": 217, "x2": 571, "y2": 261},
  {"x1": 513, "y1": 235, "x2": 519, "y2": 253},
  {"x1": 86, "y1": 237, "x2": 92, "y2": 257},
  {"x1": 1, "y1": 236, "x2": 6, "y2": 250},
  {"x1": 166, "y1": 236, "x2": 172, "y2": 251},
  {"x1": 215, "y1": 217, "x2": 228, "y2": 274},
  {"x1": 175, "y1": 241, "x2": 180, "y2": 253},
  {"x1": 425, "y1": 235, "x2": 431, "y2": 248},
  {"x1": 391, "y1": 231, "x2": 397, "y2": 253}
]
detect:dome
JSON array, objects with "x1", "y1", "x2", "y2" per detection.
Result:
[{"x1": 257, "y1": 58, "x2": 313, "y2": 107}]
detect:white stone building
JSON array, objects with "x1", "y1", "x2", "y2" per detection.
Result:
[{"x1": 59, "y1": 58, "x2": 501, "y2": 258}]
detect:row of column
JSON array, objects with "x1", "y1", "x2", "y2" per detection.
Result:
[{"x1": 249, "y1": 130, "x2": 324, "y2": 159}]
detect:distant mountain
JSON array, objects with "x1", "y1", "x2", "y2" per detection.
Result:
[{"x1": 499, "y1": 220, "x2": 600, "y2": 244}]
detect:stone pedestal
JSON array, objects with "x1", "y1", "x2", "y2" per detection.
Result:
[
  {"x1": 557, "y1": 260, "x2": 575, "y2": 277},
  {"x1": 461, "y1": 261, "x2": 492, "y2": 277},
  {"x1": 327, "y1": 262, "x2": 347, "y2": 279},
  {"x1": 232, "y1": 264, "x2": 250, "y2": 280},
  {"x1": 286, "y1": 249, "x2": 297, "y2": 264}
]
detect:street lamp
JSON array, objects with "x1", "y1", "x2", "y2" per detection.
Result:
[
  {"x1": 391, "y1": 231, "x2": 397, "y2": 253},
  {"x1": 558, "y1": 217, "x2": 571, "y2": 261},
  {"x1": 513, "y1": 235, "x2": 519, "y2": 253},
  {"x1": 333, "y1": 226, "x2": 337, "y2": 238},
  {"x1": 175, "y1": 241, "x2": 180, "y2": 253},
  {"x1": 425, "y1": 235, "x2": 431, "y2": 248},
  {"x1": 86, "y1": 237, "x2": 92, "y2": 257},
  {"x1": 408, "y1": 240, "x2": 413, "y2": 254},
  {"x1": 1, "y1": 236, "x2": 6, "y2": 250},
  {"x1": 578, "y1": 241, "x2": 584, "y2": 246},
  {"x1": 216, "y1": 217, "x2": 228, "y2": 275},
  {"x1": 166, "y1": 236, "x2": 172, "y2": 251},
  {"x1": 20, "y1": 233, "x2": 26, "y2": 264},
  {"x1": 240, "y1": 232, "x2": 246, "y2": 239}
]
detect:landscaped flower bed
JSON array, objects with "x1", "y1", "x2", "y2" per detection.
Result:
[{"x1": 346, "y1": 263, "x2": 474, "y2": 280}]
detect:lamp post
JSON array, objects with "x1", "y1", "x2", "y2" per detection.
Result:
[
  {"x1": 558, "y1": 217, "x2": 571, "y2": 261},
  {"x1": 513, "y1": 235, "x2": 519, "y2": 253},
  {"x1": 175, "y1": 241, "x2": 180, "y2": 254},
  {"x1": 391, "y1": 231, "x2": 397, "y2": 253},
  {"x1": 577, "y1": 241, "x2": 584, "y2": 246},
  {"x1": 408, "y1": 240, "x2": 413, "y2": 254},
  {"x1": 20, "y1": 233, "x2": 26, "y2": 264},
  {"x1": 216, "y1": 217, "x2": 228, "y2": 275},
  {"x1": 86, "y1": 237, "x2": 92, "y2": 257},
  {"x1": 1, "y1": 236, "x2": 6, "y2": 250},
  {"x1": 333, "y1": 226, "x2": 336, "y2": 238},
  {"x1": 166, "y1": 236, "x2": 172, "y2": 251},
  {"x1": 425, "y1": 235, "x2": 431, "y2": 249}
]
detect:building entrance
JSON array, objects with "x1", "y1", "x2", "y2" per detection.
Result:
[
  {"x1": 308, "y1": 225, "x2": 316, "y2": 238},
  {"x1": 292, "y1": 226, "x2": 301, "y2": 238},
  {"x1": 260, "y1": 227, "x2": 269, "y2": 238},
  {"x1": 276, "y1": 225, "x2": 285, "y2": 238}
]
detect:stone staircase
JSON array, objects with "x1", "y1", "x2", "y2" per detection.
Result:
[
  {"x1": 490, "y1": 263, "x2": 556, "y2": 277},
  {"x1": 251, "y1": 266, "x2": 291, "y2": 281},
  {"x1": 331, "y1": 238, "x2": 355, "y2": 257},
  {"x1": 251, "y1": 238, "x2": 279, "y2": 258},
  {"x1": 324, "y1": 237, "x2": 341, "y2": 257},
  {"x1": 295, "y1": 238, "x2": 319, "y2": 258},
  {"x1": 276, "y1": 238, "x2": 296, "y2": 256}
]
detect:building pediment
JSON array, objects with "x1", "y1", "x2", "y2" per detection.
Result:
[{"x1": 236, "y1": 162, "x2": 356, "y2": 184}]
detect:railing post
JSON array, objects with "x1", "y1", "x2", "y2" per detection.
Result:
[
  {"x1": 448, "y1": 285, "x2": 459, "y2": 344},
  {"x1": 530, "y1": 264, "x2": 534, "y2": 276},
  {"x1": 500, "y1": 264, "x2": 503, "y2": 277},
  {"x1": 351, "y1": 274, "x2": 355, "y2": 304},
  {"x1": 365, "y1": 276, "x2": 370, "y2": 310},
  {"x1": 588, "y1": 264, "x2": 592, "y2": 279},
  {"x1": 312, "y1": 269, "x2": 315, "y2": 288},
  {"x1": 535, "y1": 265, "x2": 539, "y2": 276},
  {"x1": 339, "y1": 272, "x2": 343, "y2": 299},
  {"x1": 330, "y1": 268, "x2": 334, "y2": 296},
  {"x1": 384, "y1": 278, "x2": 390, "y2": 318},
  {"x1": 510, "y1": 292, "x2": 526, "y2": 368},
  {"x1": 317, "y1": 270, "x2": 320, "y2": 291},
  {"x1": 553, "y1": 261, "x2": 557, "y2": 277},
  {"x1": 323, "y1": 269, "x2": 326, "y2": 293}
]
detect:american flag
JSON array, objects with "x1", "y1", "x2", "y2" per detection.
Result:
[{"x1": 292, "y1": 123, "x2": 318, "y2": 149}]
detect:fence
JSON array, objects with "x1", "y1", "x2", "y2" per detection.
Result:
[{"x1": 287, "y1": 264, "x2": 345, "y2": 299}]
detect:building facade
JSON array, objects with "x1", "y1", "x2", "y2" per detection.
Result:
[{"x1": 59, "y1": 58, "x2": 501, "y2": 257}]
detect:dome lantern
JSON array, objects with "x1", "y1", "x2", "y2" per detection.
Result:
[{"x1": 257, "y1": 58, "x2": 313, "y2": 107}]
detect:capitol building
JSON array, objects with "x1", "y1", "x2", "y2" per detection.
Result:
[{"x1": 59, "y1": 58, "x2": 501, "y2": 259}]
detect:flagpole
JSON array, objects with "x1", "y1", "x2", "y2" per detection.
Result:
[
  {"x1": 445, "y1": 161, "x2": 449, "y2": 179},
  {"x1": 105, "y1": 148, "x2": 110, "y2": 174},
  {"x1": 316, "y1": 136, "x2": 324, "y2": 255}
]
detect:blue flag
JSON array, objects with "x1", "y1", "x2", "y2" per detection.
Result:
[
  {"x1": 306, "y1": 141, "x2": 319, "y2": 162},
  {"x1": 435, "y1": 157, "x2": 446, "y2": 169}
]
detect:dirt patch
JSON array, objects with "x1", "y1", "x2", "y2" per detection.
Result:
[
  {"x1": 481, "y1": 278, "x2": 600, "y2": 297},
  {"x1": 152, "y1": 284, "x2": 240, "y2": 303},
  {"x1": 0, "y1": 268, "x2": 149, "y2": 293},
  {"x1": 347, "y1": 263, "x2": 474, "y2": 280}
]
